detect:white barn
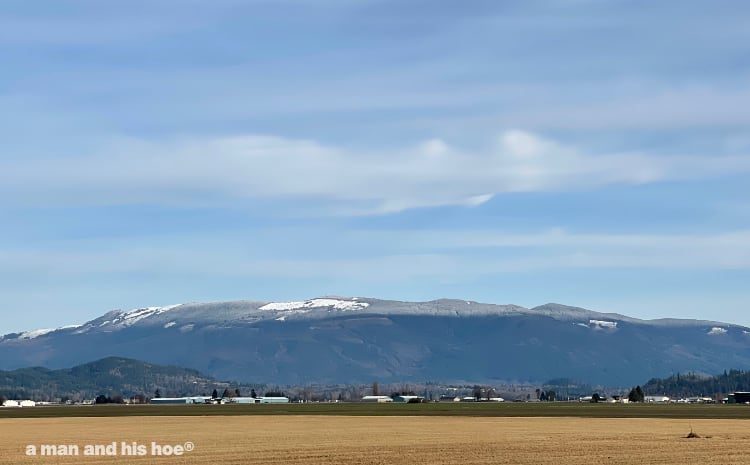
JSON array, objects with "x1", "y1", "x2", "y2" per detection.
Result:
[
  {"x1": 361, "y1": 396, "x2": 393, "y2": 403},
  {"x1": 1, "y1": 399, "x2": 35, "y2": 407}
]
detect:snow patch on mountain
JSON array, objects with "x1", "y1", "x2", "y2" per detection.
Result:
[
  {"x1": 259, "y1": 298, "x2": 369, "y2": 312},
  {"x1": 17, "y1": 324, "x2": 83, "y2": 340},
  {"x1": 18, "y1": 328, "x2": 55, "y2": 340},
  {"x1": 590, "y1": 319, "x2": 617, "y2": 329},
  {"x1": 708, "y1": 327, "x2": 728, "y2": 335},
  {"x1": 577, "y1": 319, "x2": 618, "y2": 331},
  {"x1": 107, "y1": 304, "x2": 183, "y2": 328}
]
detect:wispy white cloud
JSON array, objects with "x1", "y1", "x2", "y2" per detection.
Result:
[
  {"x1": 506, "y1": 85, "x2": 750, "y2": 130},
  {"x1": 372, "y1": 229, "x2": 750, "y2": 271},
  {"x1": 3, "y1": 229, "x2": 750, "y2": 278},
  {"x1": 2, "y1": 130, "x2": 748, "y2": 214}
]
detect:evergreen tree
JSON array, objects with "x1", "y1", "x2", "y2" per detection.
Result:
[
  {"x1": 628, "y1": 385, "x2": 645, "y2": 402},
  {"x1": 473, "y1": 385, "x2": 482, "y2": 401}
]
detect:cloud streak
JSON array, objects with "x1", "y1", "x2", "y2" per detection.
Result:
[
  {"x1": 3, "y1": 229, "x2": 750, "y2": 278},
  {"x1": 2, "y1": 130, "x2": 748, "y2": 214}
]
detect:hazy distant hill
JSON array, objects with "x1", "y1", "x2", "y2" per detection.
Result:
[
  {"x1": 0, "y1": 357, "x2": 216, "y2": 401},
  {"x1": 1, "y1": 297, "x2": 749, "y2": 386}
]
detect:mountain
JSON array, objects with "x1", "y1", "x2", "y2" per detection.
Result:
[
  {"x1": 0, "y1": 357, "x2": 216, "y2": 401},
  {"x1": 1, "y1": 297, "x2": 749, "y2": 386}
]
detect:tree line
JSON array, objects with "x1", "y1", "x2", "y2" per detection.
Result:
[{"x1": 643, "y1": 370, "x2": 750, "y2": 397}]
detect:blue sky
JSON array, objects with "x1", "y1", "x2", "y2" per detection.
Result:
[{"x1": 1, "y1": 0, "x2": 750, "y2": 333}]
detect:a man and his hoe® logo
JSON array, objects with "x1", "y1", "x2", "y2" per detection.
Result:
[{"x1": 25, "y1": 441, "x2": 195, "y2": 457}]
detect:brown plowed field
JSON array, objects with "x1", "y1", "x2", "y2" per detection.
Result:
[{"x1": 1, "y1": 416, "x2": 749, "y2": 464}]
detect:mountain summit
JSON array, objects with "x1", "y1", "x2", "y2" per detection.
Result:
[{"x1": 2, "y1": 297, "x2": 748, "y2": 385}]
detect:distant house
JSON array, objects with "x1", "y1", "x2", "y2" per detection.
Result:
[
  {"x1": 438, "y1": 395, "x2": 460, "y2": 402},
  {"x1": 361, "y1": 395, "x2": 393, "y2": 403},
  {"x1": 19, "y1": 400, "x2": 36, "y2": 407},
  {"x1": 644, "y1": 396, "x2": 670, "y2": 403},
  {"x1": 2, "y1": 400, "x2": 19, "y2": 407}
]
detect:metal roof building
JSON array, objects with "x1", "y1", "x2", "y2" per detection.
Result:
[{"x1": 361, "y1": 395, "x2": 393, "y2": 403}]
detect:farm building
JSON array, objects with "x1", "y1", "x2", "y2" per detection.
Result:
[
  {"x1": 676, "y1": 397, "x2": 714, "y2": 403},
  {"x1": 438, "y1": 395, "x2": 460, "y2": 402},
  {"x1": 361, "y1": 396, "x2": 393, "y2": 403},
  {"x1": 150, "y1": 397, "x2": 191, "y2": 404},
  {"x1": 224, "y1": 396, "x2": 290, "y2": 404},
  {"x1": 1, "y1": 399, "x2": 34, "y2": 407},
  {"x1": 150, "y1": 396, "x2": 210, "y2": 405},
  {"x1": 732, "y1": 392, "x2": 750, "y2": 404},
  {"x1": 644, "y1": 396, "x2": 670, "y2": 403},
  {"x1": 392, "y1": 395, "x2": 425, "y2": 403},
  {"x1": 225, "y1": 397, "x2": 257, "y2": 404}
]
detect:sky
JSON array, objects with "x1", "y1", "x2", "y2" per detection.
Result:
[{"x1": 1, "y1": 0, "x2": 750, "y2": 334}]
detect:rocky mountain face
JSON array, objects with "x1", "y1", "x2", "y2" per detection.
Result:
[{"x1": 2, "y1": 298, "x2": 748, "y2": 386}]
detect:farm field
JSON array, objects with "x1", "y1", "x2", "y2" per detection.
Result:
[
  {"x1": 1, "y1": 415, "x2": 749, "y2": 465},
  {"x1": 2, "y1": 402, "x2": 750, "y2": 419}
]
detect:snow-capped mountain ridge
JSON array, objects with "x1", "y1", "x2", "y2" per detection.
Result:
[
  {"x1": 1, "y1": 297, "x2": 749, "y2": 385},
  {"x1": 259, "y1": 298, "x2": 370, "y2": 312},
  {"x1": 3, "y1": 297, "x2": 745, "y2": 341}
]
